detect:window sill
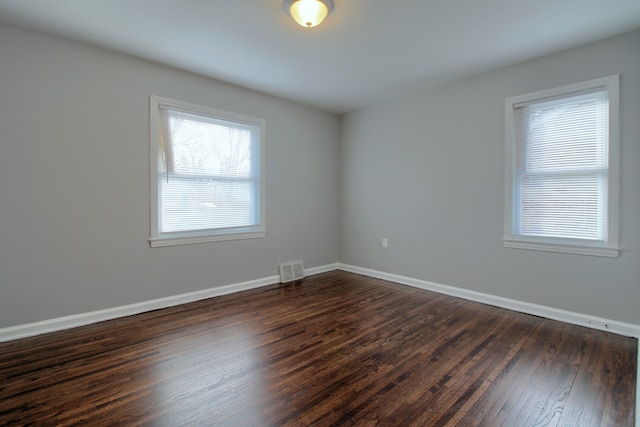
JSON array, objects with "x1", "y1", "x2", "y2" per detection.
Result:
[
  {"x1": 150, "y1": 229, "x2": 266, "y2": 248},
  {"x1": 503, "y1": 239, "x2": 619, "y2": 258}
]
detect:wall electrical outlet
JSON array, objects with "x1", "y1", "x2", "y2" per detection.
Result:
[{"x1": 382, "y1": 238, "x2": 388, "y2": 248}]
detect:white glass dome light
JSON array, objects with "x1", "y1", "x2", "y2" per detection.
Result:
[{"x1": 285, "y1": 0, "x2": 334, "y2": 28}]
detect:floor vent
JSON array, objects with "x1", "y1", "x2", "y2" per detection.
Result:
[{"x1": 279, "y1": 260, "x2": 305, "y2": 283}]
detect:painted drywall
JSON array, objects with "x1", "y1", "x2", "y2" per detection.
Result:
[
  {"x1": 340, "y1": 30, "x2": 640, "y2": 325},
  {"x1": 0, "y1": 23, "x2": 340, "y2": 328},
  {"x1": 2, "y1": 21, "x2": 638, "y2": 332}
]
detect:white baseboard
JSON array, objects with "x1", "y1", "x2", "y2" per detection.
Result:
[
  {"x1": 2, "y1": 260, "x2": 636, "y2": 340},
  {"x1": 338, "y1": 263, "x2": 640, "y2": 339},
  {"x1": 306, "y1": 263, "x2": 340, "y2": 277},
  {"x1": 0, "y1": 262, "x2": 339, "y2": 343}
]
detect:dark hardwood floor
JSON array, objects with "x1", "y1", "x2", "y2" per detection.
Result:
[{"x1": 0, "y1": 271, "x2": 636, "y2": 426}]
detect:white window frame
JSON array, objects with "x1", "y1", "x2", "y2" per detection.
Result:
[
  {"x1": 503, "y1": 75, "x2": 619, "y2": 257},
  {"x1": 149, "y1": 95, "x2": 266, "y2": 247}
]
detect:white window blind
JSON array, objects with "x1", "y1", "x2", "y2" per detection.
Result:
[
  {"x1": 514, "y1": 89, "x2": 608, "y2": 240},
  {"x1": 150, "y1": 96, "x2": 265, "y2": 247},
  {"x1": 504, "y1": 76, "x2": 619, "y2": 257}
]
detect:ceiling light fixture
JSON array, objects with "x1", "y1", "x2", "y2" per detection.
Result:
[{"x1": 285, "y1": 0, "x2": 334, "y2": 28}]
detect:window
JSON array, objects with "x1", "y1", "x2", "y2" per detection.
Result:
[
  {"x1": 504, "y1": 75, "x2": 619, "y2": 257},
  {"x1": 150, "y1": 96, "x2": 265, "y2": 247}
]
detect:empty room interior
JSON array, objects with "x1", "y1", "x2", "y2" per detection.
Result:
[{"x1": 0, "y1": 1, "x2": 639, "y2": 425}]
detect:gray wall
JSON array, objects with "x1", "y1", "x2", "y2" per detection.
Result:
[
  {"x1": 0, "y1": 24, "x2": 340, "y2": 328},
  {"x1": 340, "y1": 30, "x2": 640, "y2": 325},
  {"x1": 2, "y1": 22, "x2": 638, "y2": 331}
]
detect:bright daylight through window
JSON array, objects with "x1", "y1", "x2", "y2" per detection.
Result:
[
  {"x1": 149, "y1": 96, "x2": 265, "y2": 247},
  {"x1": 504, "y1": 75, "x2": 619, "y2": 257}
]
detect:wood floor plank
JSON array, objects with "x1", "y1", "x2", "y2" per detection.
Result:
[{"x1": 0, "y1": 271, "x2": 636, "y2": 426}]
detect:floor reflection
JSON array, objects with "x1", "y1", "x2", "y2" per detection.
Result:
[{"x1": 151, "y1": 316, "x2": 268, "y2": 425}]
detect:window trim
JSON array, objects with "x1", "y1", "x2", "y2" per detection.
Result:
[
  {"x1": 503, "y1": 75, "x2": 620, "y2": 257},
  {"x1": 149, "y1": 95, "x2": 266, "y2": 247}
]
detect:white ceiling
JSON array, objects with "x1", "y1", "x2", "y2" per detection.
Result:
[{"x1": 1, "y1": 0, "x2": 639, "y2": 113}]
